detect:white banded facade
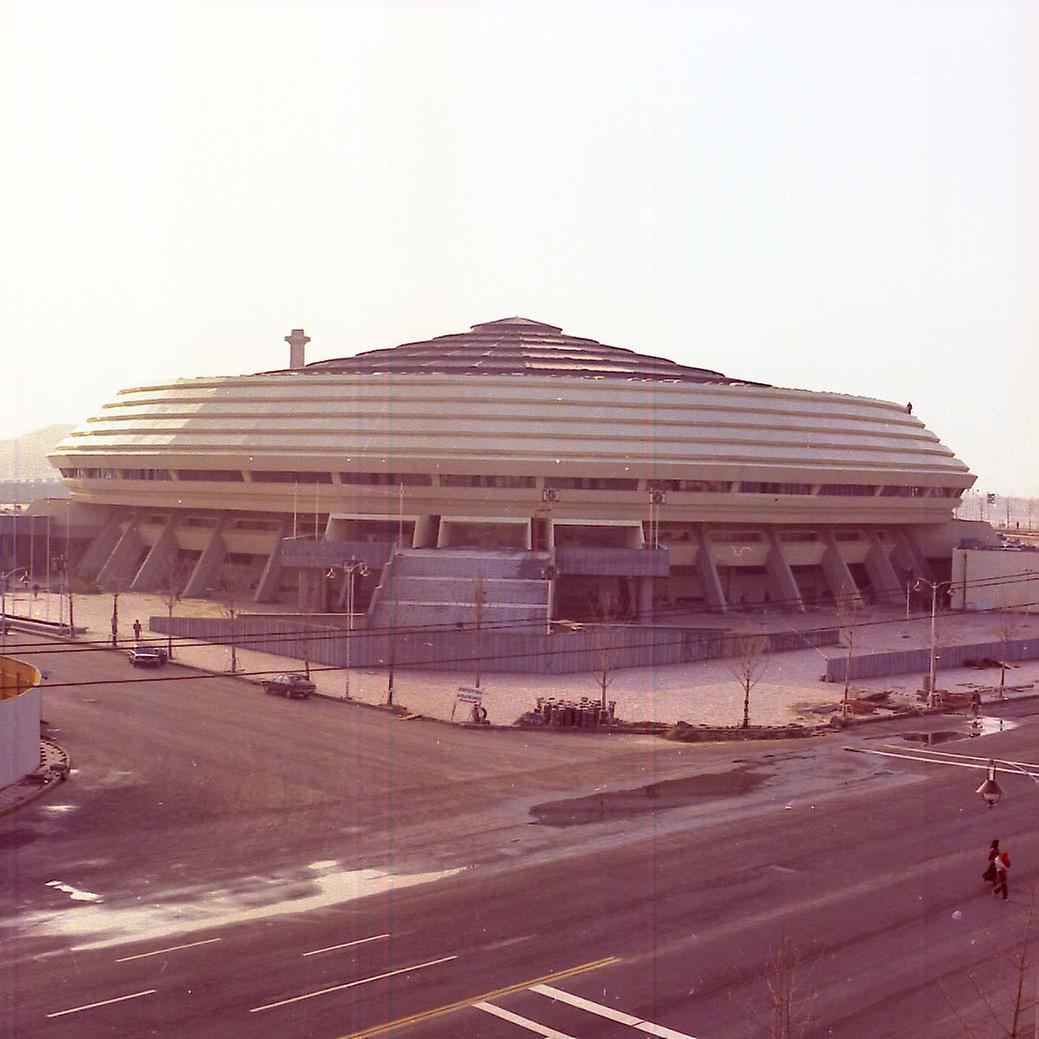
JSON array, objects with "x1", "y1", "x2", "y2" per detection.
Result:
[{"x1": 51, "y1": 317, "x2": 975, "y2": 620}]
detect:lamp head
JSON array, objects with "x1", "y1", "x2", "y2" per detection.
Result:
[{"x1": 977, "y1": 761, "x2": 1004, "y2": 809}]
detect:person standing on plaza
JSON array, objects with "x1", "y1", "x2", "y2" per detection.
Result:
[{"x1": 132, "y1": 618, "x2": 142, "y2": 643}]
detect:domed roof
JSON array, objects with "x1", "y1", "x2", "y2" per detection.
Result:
[{"x1": 300, "y1": 316, "x2": 760, "y2": 386}]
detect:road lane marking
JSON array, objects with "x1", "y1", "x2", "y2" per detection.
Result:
[
  {"x1": 876, "y1": 745, "x2": 1039, "y2": 771},
  {"x1": 250, "y1": 955, "x2": 457, "y2": 1013},
  {"x1": 336, "y1": 956, "x2": 620, "y2": 1039},
  {"x1": 47, "y1": 989, "x2": 157, "y2": 1018},
  {"x1": 302, "y1": 933, "x2": 390, "y2": 957},
  {"x1": 531, "y1": 983, "x2": 698, "y2": 1039},
  {"x1": 115, "y1": 938, "x2": 222, "y2": 962},
  {"x1": 847, "y1": 747, "x2": 1039, "y2": 774},
  {"x1": 474, "y1": 1000, "x2": 578, "y2": 1038}
]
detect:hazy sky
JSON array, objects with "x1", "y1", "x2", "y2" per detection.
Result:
[{"x1": 5, "y1": 1, "x2": 1036, "y2": 494}]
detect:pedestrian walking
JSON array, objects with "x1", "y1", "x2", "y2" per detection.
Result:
[
  {"x1": 994, "y1": 844, "x2": 1012, "y2": 901},
  {"x1": 132, "y1": 618, "x2": 142, "y2": 642},
  {"x1": 983, "y1": 839, "x2": 1000, "y2": 886}
]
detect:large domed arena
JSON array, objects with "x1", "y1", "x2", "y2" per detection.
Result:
[{"x1": 50, "y1": 316, "x2": 975, "y2": 629}]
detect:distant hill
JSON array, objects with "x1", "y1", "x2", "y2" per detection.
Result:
[{"x1": 0, "y1": 424, "x2": 76, "y2": 481}]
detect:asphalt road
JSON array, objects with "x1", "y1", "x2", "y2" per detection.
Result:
[{"x1": 4, "y1": 633, "x2": 1039, "y2": 1038}]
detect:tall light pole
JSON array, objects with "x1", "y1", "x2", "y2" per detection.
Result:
[
  {"x1": 329, "y1": 558, "x2": 368, "y2": 699},
  {"x1": 649, "y1": 487, "x2": 666, "y2": 550},
  {"x1": 914, "y1": 578, "x2": 952, "y2": 709}
]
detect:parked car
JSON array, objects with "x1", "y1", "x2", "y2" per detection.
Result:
[
  {"x1": 262, "y1": 673, "x2": 316, "y2": 699},
  {"x1": 128, "y1": 644, "x2": 168, "y2": 667}
]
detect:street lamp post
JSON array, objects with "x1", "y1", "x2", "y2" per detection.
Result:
[
  {"x1": 914, "y1": 578, "x2": 953, "y2": 709},
  {"x1": 328, "y1": 558, "x2": 368, "y2": 699}
]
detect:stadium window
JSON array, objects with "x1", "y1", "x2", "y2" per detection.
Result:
[
  {"x1": 440, "y1": 474, "x2": 536, "y2": 488},
  {"x1": 176, "y1": 470, "x2": 246, "y2": 482},
  {"x1": 121, "y1": 468, "x2": 172, "y2": 481},
  {"x1": 544, "y1": 476, "x2": 639, "y2": 491},
  {"x1": 818, "y1": 484, "x2": 877, "y2": 496},
  {"x1": 339, "y1": 472, "x2": 432, "y2": 486},
  {"x1": 250, "y1": 471, "x2": 332, "y2": 484},
  {"x1": 738, "y1": 482, "x2": 812, "y2": 495},
  {"x1": 880, "y1": 485, "x2": 927, "y2": 497},
  {"x1": 648, "y1": 479, "x2": 732, "y2": 493},
  {"x1": 710, "y1": 530, "x2": 764, "y2": 543}
]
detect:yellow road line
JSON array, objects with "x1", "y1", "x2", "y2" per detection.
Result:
[{"x1": 337, "y1": 955, "x2": 621, "y2": 1039}]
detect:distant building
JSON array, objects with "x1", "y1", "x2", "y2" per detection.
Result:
[{"x1": 46, "y1": 317, "x2": 976, "y2": 627}]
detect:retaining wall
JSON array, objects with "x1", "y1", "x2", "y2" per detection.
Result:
[
  {"x1": 825, "y1": 636, "x2": 1039, "y2": 683},
  {"x1": 151, "y1": 616, "x2": 839, "y2": 675}
]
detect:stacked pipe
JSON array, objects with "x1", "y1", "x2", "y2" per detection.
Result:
[{"x1": 535, "y1": 696, "x2": 616, "y2": 728}]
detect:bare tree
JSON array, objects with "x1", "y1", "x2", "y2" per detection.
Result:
[
  {"x1": 835, "y1": 587, "x2": 865, "y2": 719},
  {"x1": 213, "y1": 568, "x2": 253, "y2": 673},
  {"x1": 159, "y1": 557, "x2": 190, "y2": 661},
  {"x1": 942, "y1": 887, "x2": 1039, "y2": 1038},
  {"x1": 593, "y1": 593, "x2": 622, "y2": 712},
  {"x1": 729, "y1": 629, "x2": 769, "y2": 729},
  {"x1": 763, "y1": 934, "x2": 816, "y2": 1039},
  {"x1": 100, "y1": 575, "x2": 129, "y2": 648},
  {"x1": 998, "y1": 613, "x2": 1019, "y2": 700}
]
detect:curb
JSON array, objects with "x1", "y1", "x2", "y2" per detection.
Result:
[{"x1": 0, "y1": 739, "x2": 72, "y2": 818}]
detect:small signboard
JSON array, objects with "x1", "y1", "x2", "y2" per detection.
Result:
[{"x1": 452, "y1": 685, "x2": 487, "y2": 723}]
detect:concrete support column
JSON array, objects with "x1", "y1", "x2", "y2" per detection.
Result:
[
  {"x1": 296, "y1": 569, "x2": 326, "y2": 613},
  {"x1": 892, "y1": 529, "x2": 934, "y2": 585},
  {"x1": 695, "y1": 525, "x2": 728, "y2": 613},
  {"x1": 183, "y1": 518, "x2": 229, "y2": 598},
  {"x1": 131, "y1": 517, "x2": 180, "y2": 591},
  {"x1": 75, "y1": 511, "x2": 123, "y2": 581},
  {"x1": 637, "y1": 576, "x2": 654, "y2": 624},
  {"x1": 822, "y1": 531, "x2": 863, "y2": 605},
  {"x1": 254, "y1": 519, "x2": 290, "y2": 603},
  {"x1": 96, "y1": 514, "x2": 145, "y2": 588},
  {"x1": 766, "y1": 530, "x2": 805, "y2": 613},
  {"x1": 864, "y1": 532, "x2": 902, "y2": 606}
]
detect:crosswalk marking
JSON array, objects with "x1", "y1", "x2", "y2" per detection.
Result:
[
  {"x1": 530, "y1": 983, "x2": 698, "y2": 1038},
  {"x1": 474, "y1": 1001, "x2": 578, "y2": 1038}
]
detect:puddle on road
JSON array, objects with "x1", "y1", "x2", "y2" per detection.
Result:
[
  {"x1": 530, "y1": 770, "x2": 771, "y2": 827},
  {"x1": 899, "y1": 716, "x2": 1018, "y2": 746},
  {"x1": 20, "y1": 863, "x2": 465, "y2": 952}
]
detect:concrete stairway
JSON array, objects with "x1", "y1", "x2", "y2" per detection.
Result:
[{"x1": 369, "y1": 549, "x2": 551, "y2": 631}]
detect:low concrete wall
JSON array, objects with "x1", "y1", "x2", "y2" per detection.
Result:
[
  {"x1": 825, "y1": 635, "x2": 1039, "y2": 683},
  {"x1": 0, "y1": 656, "x2": 43, "y2": 788},
  {"x1": 151, "y1": 616, "x2": 838, "y2": 675}
]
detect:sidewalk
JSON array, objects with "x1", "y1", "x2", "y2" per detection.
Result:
[{"x1": 5, "y1": 589, "x2": 1038, "y2": 729}]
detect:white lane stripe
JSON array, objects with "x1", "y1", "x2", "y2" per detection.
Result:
[
  {"x1": 847, "y1": 747, "x2": 1034, "y2": 773},
  {"x1": 249, "y1": 955, "x2": 456, "y2": 1013},
  {"x1": 302, "y1": 933, "x2": 389, "y2": 957},
  {"x1": 116, "y1": 938, "x2": 222, "y2": 962},
  {"x1": 531, "y1": 983, "x2": 698, "y2": 1039},
  {"x1": 47, "y1": 989, "x2": 157, "y2": 1018},
  {"x1": 474, "y1": 1001, "x2": 578, "y2": 1038},
  {"x1": 876, "y1": 745, "x2": 1039, "y2": 771}
]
